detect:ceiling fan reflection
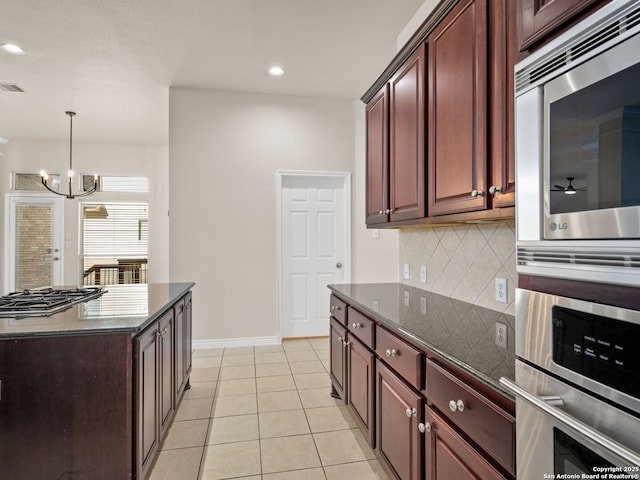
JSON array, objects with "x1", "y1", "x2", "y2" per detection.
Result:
[{"x1": 551, "y1": 177, "x2": 587, "y2": 195}]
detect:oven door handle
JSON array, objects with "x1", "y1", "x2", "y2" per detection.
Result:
[{"x1": 500, "y1": 376, "x2": 640, "y2": 467}]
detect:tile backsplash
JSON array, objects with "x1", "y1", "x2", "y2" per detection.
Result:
[{"x1": 399, "y1": 221, "x2": 516, "y2": 315}]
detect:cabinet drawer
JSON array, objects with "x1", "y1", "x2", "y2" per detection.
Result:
[
  {"x1": 426, "y1": 360, "x2": 515, "y2": 475},
  {"x1": 376, "y1": 327, "x2": 422, "y2": 390},
  {"x1": 330, "y1": 295, "x2": 347, "y2": 325},
  {"x1": 348, "y1": 307, "x2": 374, "y2": 349}
]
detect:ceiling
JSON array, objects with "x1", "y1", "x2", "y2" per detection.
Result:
[{"x1": 1, "y1": 0, "x2": 425, "y2": 146}]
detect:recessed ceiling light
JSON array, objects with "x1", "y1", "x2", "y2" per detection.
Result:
[
  {"x1": 1, "y1": 43, "x2": 25, "y2": 55},
  {"x1": 268, "y1": 66, "x2": 285, "y2": 77}
]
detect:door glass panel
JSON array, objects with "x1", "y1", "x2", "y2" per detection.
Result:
[
  {"x1": 15, "y1": 203, "x2": 54, "y2": 290},
  {"x1": 549, "y1": 62, "x2": 640, "y2": 214}
]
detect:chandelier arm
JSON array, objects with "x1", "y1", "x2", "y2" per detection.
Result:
[
  {"x1": 41, "y1": 177, "x2": 72, "y2": 199},
  {"x1": 73, "y1": 184, "x2": 99, "y2": 198}
]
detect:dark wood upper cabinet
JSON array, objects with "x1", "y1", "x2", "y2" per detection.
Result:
[
  {"x1": 366, "y1": 85, "x2": 390, "y2": 225},
  {"x1": 489, "y1": 0, "x2": 516, "y2": 208},
  {"x1": 428, "y1": 0, "x2": 487, "y2": 216},
  {"x1": 518, "y1": 0, "x2": 608, "y2": 52},
  {"x1": 389, "y1": 43, "x2": 426, "y2": 222}
]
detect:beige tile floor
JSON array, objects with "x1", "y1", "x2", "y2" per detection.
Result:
[{"x1": 149, "y1": 337, "x2": 390, "y2": 480}]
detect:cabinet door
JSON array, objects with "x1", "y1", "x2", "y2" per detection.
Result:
[
  {"x1": 136, "y1": 325, "x2": 160, "y2": 479},
  {"x1": 174, "y1": 299, "x2": 186, "y2": 400},
  {"x1": 389, "y1": 43, "x2": 426, "y2": 222},
  {"x1": 184, "y1": 292, "x2": 193, "y2": 387},
  {"x1": 366, "y1": 84, "x2": 390, "y2": 225},
  {"x1": 158, "y1": 310, "x2": 174, "y2": 435},
  {"x1": 347, "y1": 336, "x2": 375, "y2": 446},
  {"x1": 424, "y1": 407, "x2": 507, "y2": 480},
  {"x1": 428, "y1": 0, "x2": 487, "y2": 216},
  {"x1": 488, "y1": 0, "x2": 516, "y2": 208},
  {"x1": 329, "y1": 318, "x2": 348, "y2": 401},
  {"x1": 518, "y1": 0, "x2": 605, "y2": 51},
  {"x1": 376, "y1": 360, "x2": 422, "y2": 480}
]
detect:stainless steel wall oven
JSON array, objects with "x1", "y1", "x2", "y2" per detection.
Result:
[
  {"x1": 501, "y1": 289, "x2": 640, "y2": 478},
  {"x1": 516, "y1": 0, "x2": 640, "y2": 286}
]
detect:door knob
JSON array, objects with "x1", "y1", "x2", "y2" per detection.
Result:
[{"x1": 336, "y1": 262, "x2": 342, "y2": 269}]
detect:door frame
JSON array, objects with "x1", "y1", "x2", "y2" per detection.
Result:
[
  {"x1": 276, "y1": 170, "x2": 352, "y2": 342},
  {"x1": 4, "y1": 193, "x2": 65, "y2": 293}
]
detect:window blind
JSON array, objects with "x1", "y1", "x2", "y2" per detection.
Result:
[{"x1": 82, "y1": 202, "x2": 148, "y2": 286}]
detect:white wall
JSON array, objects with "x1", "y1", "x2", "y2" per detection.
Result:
[
  {"x1": 169, "y1": 88, "x2": 401, "y2": 343},
  {"x1": 1, "y1": 140, "x2": 169, "y2": 292}
]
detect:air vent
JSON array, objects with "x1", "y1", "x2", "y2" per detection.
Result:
[
  {"x1": 515, "y1": 2, "x2": 640, "y2": 93},
  {"x1": 517, "y1": 247, "x2": 640, "y2": 270},
  {"x1": 0, "y1": 83, "x2": 24, "y2": 92}
]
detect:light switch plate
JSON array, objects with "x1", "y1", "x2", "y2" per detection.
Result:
[
  {"x1": 404, "y1": 290, "x2": 410, "y2": 306},
  {"x1": 372, "y1": 229, "x2": 380, "y2": 239},
  {"x1": 495, "y1": 322, "x2": 507, "y2": 348},
  {"x1": 420, "y1": 265, "x2": 427, "y2": 283},
  {"x1": 420, "y1": 296, "x2": 427, "y2": 315},
  {"x1": 403, "y1": 264, "x2": 410, "y2": 280}
]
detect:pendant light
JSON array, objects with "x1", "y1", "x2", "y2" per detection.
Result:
[{"x1": 41, "y1": 111, "x2": 98, "y2": 199}]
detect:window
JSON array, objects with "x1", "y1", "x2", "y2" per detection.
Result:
[
  {"x1": 82, "y1": 175, "x2": 149, "y2": 193},
  {"x1": 81, "y1": 202, "x2": 149, "y2": 286},
  {"x1": 13, "y1": 172, "x2": 61, "y2": 192}
]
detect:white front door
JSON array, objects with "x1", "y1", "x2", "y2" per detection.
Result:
[
  {"x1": 279, "y1": 173, "x2": 351, "y2": 339},
  {"x1": 5, "y1": 195, "x2": 64, "y2": 293}
]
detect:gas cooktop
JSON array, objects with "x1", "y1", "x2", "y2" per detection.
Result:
[{"x1": 0, "y1": 287, "x2": 105, "y2": 318}]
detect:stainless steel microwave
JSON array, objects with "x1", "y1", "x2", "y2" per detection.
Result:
[{"x1": 515, "y1": 0, "x2": 640, "y2": 286}]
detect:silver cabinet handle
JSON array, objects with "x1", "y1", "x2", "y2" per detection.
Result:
[
  {"x1": 338, "y1": 336, "x2": 343, "y2": 342},
  {"x1": 489, "y1": 185, "x2": 502, "y2": 195},
  {"x1": 448, "y1": 399, "x2": 465, "y2": 412},
  {"x1": 405, "y1": 407, "x2": 417, "y2": 418},
  {"x1": 379, "y1": 210, "x2": 384, "y2": 215},
  {"x1": 499, "y1": 376, "x2": 640, "y2": 467},
  {"x1": 352, "y1": 322, "x2": 361, "y2": 329},
  {"x1": 471, "y1": 189, "x2": 484, "y2": 198},
  {"x1": 343, "y1": 340, "x2": 350, "y2": 348},
  {"x1": 418, "y1": 422, "x2": 431, "y2": 433},
  {"x1": 385, "y1": 349, "x2": 397, "y2": 358},
  {"x1": 330, "y1": 305, "x2": 342, "y2": 312}
]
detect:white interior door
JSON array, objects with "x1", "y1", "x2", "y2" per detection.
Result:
[
  {"x1": 5, "y1": 195, "x2": 64, "y2": 293},
  {"x1": 280, "y1": 173, "x2": 350, "y2": 338}
]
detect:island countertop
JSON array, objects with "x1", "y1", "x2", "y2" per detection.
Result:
[
  {"x1": 0, "y1": 282, "x2": 194, "y2": 338},
  {"x1": 328, "y1": 283, "x2": 515, "y2": 399}
]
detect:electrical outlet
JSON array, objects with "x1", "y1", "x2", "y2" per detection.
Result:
[
  {"x1": 495, "y1": 278, "x2": 507, "y2": 304},
  {"x1": 420, "y1": 265, "x2": 427, "y2": 283},
  {"x1": 372, "y1": 300, "x2": 380, "y2": 312},
  {"x1": 495, "y1": 322, "x2": 507, "y2": 348},
  {"x1": 372, "y1": 229, "x2": 380, "y2": 239},
  {"x1": 404, "y1": 290, "x2": 410, "y2": 306},
  {"x1": 403, "y1": 264, "x2": 410, "y2": 280},
  {"x1": 420, "y1": 296, "x2": 427, "y2": 315}
]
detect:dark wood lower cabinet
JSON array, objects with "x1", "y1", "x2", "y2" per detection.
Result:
[
  {"x1": 0, "y1": 334, "x2": 133, "y2": 480},
  {"x1": 330, "y1": 317, "x2": 348, "y2": 401},
  {"x1": 347, "y1": 335, "x2": 375, "y2": 446},
  {"x1": 425, "y1": 407, "x2": 507, "y2": 480},
  {"x1": 376, "y1": 360, "x2": 422, "y2": 480}
]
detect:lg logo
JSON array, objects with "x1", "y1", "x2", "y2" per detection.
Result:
[{"x1": 550, "y1": 222, "x2": 568, "y2": 231}]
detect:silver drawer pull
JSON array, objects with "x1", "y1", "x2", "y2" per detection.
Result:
[
  {"x1": 343, "y1": 340, "x2": 350, "y2": 348},
  {"x1": 448, "y1": 399, "x2": 465, "y2": 412},
  {"x1": 385, "y1": 348, "x2": 397, "y2": 358},
  {"x1": 418, "y1": 422, "x2": 431, "y2": 434},
  {"x1": 405, "y1": 407, "x2": 417, "y2": 418},
  {"x1": 352, "y1": 322, "x2": 361, "y2": 329}
]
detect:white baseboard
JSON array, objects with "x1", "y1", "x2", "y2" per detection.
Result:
[{"x1": 193, "y1": 336, "x2": 281, "y2": 349}]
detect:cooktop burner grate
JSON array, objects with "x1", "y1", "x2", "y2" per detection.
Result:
[{"x1": 0, "y1": 287, "x2": 105, "y2": 317}]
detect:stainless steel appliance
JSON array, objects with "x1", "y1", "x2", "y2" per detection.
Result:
[
  {"x1": 0, "y1": 287, "x2": 105, "y2": 317},
  {"x1": 500, "y1": 289, "x2": 640, "y2": 478},
  {"x1": 515, "y1": 0, "x2": 640, "y2": 286}
]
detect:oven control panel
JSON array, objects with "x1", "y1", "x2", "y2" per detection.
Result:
[{"x1": 553, "y1": 306, "x2": 640, "y2": 399}]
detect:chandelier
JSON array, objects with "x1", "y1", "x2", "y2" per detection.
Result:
[{"x1": 41, "y1": 111, "x2": 98, "y2": 199}]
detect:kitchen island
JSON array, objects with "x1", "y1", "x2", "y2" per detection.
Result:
[{"x1": 0, "y1": 282, "x2": 194, "y2": 480}]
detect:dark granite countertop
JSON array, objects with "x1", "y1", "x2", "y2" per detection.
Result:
[
  {"x1": 0, "y1": 282, "x2": 194, "y2": 338},
  {"x1": 328, "y1": 283, "x2": 515, "y2": 399}
]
